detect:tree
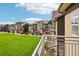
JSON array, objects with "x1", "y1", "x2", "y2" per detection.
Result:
[
  {"x1": 22, "y1": 23, "x2": 29, "y2": 34},
  {"x1": 48, "y1": 20, "x2": 52, "y2": 25},
  {"x1": 4, "y1": 24, "x2": 10, "y2": 32}
]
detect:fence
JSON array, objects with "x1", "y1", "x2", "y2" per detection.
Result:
[{"x1": 32, "y1": 35, "x2": 79, "y2": 56}]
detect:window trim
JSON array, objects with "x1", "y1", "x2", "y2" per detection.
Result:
[{"x1": 71, "y1": 13, "x2": 79, "y2": 35}]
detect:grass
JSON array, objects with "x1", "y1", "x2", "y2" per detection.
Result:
[{"x1": 0, "y1": 33, "x2": 41, "y2": 56}]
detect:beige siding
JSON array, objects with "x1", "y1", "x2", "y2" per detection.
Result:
[
  {"x1": 65, "y1": 13, "x2": 72, "y2": 36},
  {"x1": 65, "y1": 8, "x2": 79, "y2": 36},
  {"x1": 65, "y1": 38, "x2": 79, "y2": 56},
  {"x1": 56, "y1": 21, "x2": 58, "y2": 35},
  {"x1": 65, "y1": 8, "x2": 79, "y2": 56}
]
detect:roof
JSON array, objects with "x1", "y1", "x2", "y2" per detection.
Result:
[
  {"x1": 33, "y1": 20, "x2": 48, "y2": 24},
  {"x1": 52, "y1": 3, "x2": 72, "y2": 21},
  {"x1": 52, "y1": 11, "x2": 63, "y2": 21},
  {"x1": 58, "y1": 3, "x2": 72, "y2": 13},
  {"x1": 16, "y1": 22, "x2": 25, "y2": 25}
]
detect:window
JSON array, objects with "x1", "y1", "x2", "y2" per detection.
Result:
[
  {"x1": 71, "y1": 14, "x2": 79, "y2": 35},
  {"x1": 43, "y1": 24, "x2": 48, "y2": 31},
  {"x1": 33, "y1": 24, "x2": 37, "y2": 30}
]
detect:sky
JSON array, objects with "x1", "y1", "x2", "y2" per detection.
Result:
[{"x1": 0, "y1": 3, "x2": 60, "y2": 24}]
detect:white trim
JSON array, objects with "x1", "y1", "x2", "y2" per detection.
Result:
[{"x1": 32, "y1": 35, "x2": 44, "y2": 56}]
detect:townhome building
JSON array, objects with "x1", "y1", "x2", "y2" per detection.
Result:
[
  {"x1": 29, "y1": 24, "x2": 34, "y2": 34},
  {"x1": 32, "y1": 21, "x2": 48, "y2": 35},
  {"x1": 52, "y1": 3, "x2": 79, "y2": 56}
]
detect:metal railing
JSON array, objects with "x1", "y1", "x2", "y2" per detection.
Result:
[{"x1": 32, "y1": 35, "x2": 79, "y2": 56}]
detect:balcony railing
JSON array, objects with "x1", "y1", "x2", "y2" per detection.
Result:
[{"x1": 32, "y1": 35, "x2": 79, "y2": 56}]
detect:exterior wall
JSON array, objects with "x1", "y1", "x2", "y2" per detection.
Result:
[
  {"x1": 55, "y1": 16, "x2": 65, "y2": 56},
  {"x1": 53, "y1": 21, "x2": 56, "y2": 35},
  {"x1": 54, "y1": 4, "x2": 79, "y2": 56},
  {"x1": 0, "y1": 25, "x2": 5, "y2": 32},
  {"x1": 37, "y1": 22, "x2": 43, "y2": 34},
  {"x1": 65, "y1": 4, "x2": 79, "y2": 36},
  {"x1": 64, "y1": 4, "x2": 79, "y2": 56},
  {"x1": 56, "y1": 16, "x2": 65, "y2": 56},
  {"x1": 52, "y1": 11, "x2": 63, "y2": 35},
  {"x1": 33, "y1": 21, "x2": 48, "y2": 35},
  {"x1": 56, "y1": 21, "x2": 58, "y2": 35},
  {"x1": 52, "y1": 19, "x2": 56, "y2": 35},
  {"x1": 65, "y1": 13, "x2": 72, "y2": 36},
  {"x1": 65, "y1": 8, "x2": 79, "y2": 36},
  {"x1": 33, "y1": 24, "x2": 37, "y2": 35},
  {"x1": 55, "y1": 15, "x2": 65, "y2": 36},
  {"x1": 65, "y1": 38, "x2": 79, "y2": 56},
  {"x1": 57, "y1": 16, "x2": 65, "y2": 35},
  {"x1": 29, "y1": 24, "x2": 33, "y2": 34},
  {"x1": 48, "y1": 24, "x2": 54, "y2": 35}
]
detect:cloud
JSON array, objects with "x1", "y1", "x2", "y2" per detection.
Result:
[
  {"x1": 21, "y1": 18, "x2": 46, "y2": 24},
  {"x1": 15, "y1": 3, "x2": 26, "y2": 7},
  {"x1": 0, "y1": 18, "x2": 46, "y2": 24},
  {"x1": 15, "y1": 3, "x2": 60, "y2": 15},
  {"x1": 0, "y1": 22, "x2": 15, "y2": 24}
]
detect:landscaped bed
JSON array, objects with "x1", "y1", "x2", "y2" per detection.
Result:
[{"x1": 0, "y1": 33, "x2": 41, "y2": 56}]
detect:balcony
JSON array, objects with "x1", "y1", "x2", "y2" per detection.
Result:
[{"x1": 32, "y1": 35, "x2": 79, "y2": 56}]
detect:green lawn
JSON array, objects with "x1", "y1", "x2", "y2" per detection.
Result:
[{"x1": 0, "y1": 33, "x2": 41, "y2": 56}]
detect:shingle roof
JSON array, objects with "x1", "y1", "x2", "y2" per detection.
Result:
[{"x1": 52, "y1": 11, "x2": 63, "y2": 21}]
